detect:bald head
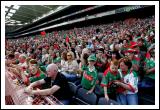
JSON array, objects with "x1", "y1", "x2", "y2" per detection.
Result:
[{"x1": 46, "y1": 63, "x2": 58, "y2": 79}]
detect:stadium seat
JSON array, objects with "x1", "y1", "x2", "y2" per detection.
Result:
[
  {"x1": 68, "y1": 82, "x2": 78, "y2": 96},
  {"x1": 73, "y1": 88, "x2": 97, "y2": 105},
  {"x1": 98, "y1": 97, "x2": 120, "y2": 105},
  {"x1": 94, "y1": 84, "x2": 104, "y2": 97}
]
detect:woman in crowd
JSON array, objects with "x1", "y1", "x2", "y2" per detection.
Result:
[
  {"x1": 61, "y1": 51, "x2": 79, "y2": 82},
  {"x1": 61, "y1": 51, "x2": 68, "y2": 68},
  {"x1": 115, "y1": 57, "x2": 139, "y2": 105}
]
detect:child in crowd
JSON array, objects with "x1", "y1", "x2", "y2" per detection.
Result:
[
  {"x1": 101, "y1": 60, "x2": 120, "y2": 101},
  {"x1": 81, "y1": 54, "x2": 98, "y2": 94}
]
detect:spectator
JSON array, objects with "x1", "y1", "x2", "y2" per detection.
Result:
[
  {"x1": 22, "y1": 59, "x2": 46, "y2": 85},
  {"x1": 138, "y1": 44, "x2": 155, "y2": 88},
  {"x1": 115, "y1": 57, "x2": 138, "y2": 105},
  {"x1": 79, "y1": 48, "x2": 91, "y2": 70},
  {"x1": 81, "y1": 54, "x2": 98, "y2": 94},
  {"x1": 125, "y1": 49, "x2": 140, "y2": 72},
  {"x1": 101, "y1": 60, "x2": 120, "y2": 101},
  {"x1": 95, "y1": 46, "x2": 107, "y2": 73},
  {"x1": 24, "y1": 63, "x2": 71, "y2": 105},
  {"x1": 61, "y1": 51, "x2": 79, "y2": 82}
]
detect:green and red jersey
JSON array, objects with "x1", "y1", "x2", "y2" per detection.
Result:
[
  {"x1": 101, "y1": 67, "x2": 121, "y2": 94},
  {"x1": 144, "y1": 52, "x2": 155, "y2": 79},
  {"x1": 24, "y1": 70, "x2": 46, "y2": 84},
  {"x1": 81, "y1": 65, "x2": 98, "y2": 90}
]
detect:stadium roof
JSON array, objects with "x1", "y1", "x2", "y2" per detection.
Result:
[{"x1": 5, "y1": 5, "x2": 64, "y2": 26}]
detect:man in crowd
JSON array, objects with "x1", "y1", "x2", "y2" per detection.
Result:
[{"x1": 24, "y1": 63, "x2": 72, "y2": 105}]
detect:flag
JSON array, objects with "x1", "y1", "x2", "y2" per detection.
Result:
[{"x1": 41, "y1": 31, "x2": 46, "y2": 37}]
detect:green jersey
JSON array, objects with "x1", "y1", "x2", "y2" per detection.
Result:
[
  {"x1": 144, "y1": 58, "x2": 155, "y2": 79},
  {"x1": 81, "y1": 65, "x2": 98, "y2": 90},
  {"x1": 29, "y1": 71, "x2": 46, "y2": 83},
  {"x1": 101, "y1": 67, "x2": 121, "y2": 94}
]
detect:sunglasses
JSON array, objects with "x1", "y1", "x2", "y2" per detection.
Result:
[{"x1": 67, "y1": 54, "x2": 71, "y2": 56}]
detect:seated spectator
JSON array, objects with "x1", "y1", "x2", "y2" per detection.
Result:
[
  {"x1": 22, "y1": 59, "x2": 46, "y2": 85},
  {"x1": 61, "y1": 51, "x2": 79, "y2": 82},
  {"x1": 24, "y1": 63, "x2": 71, "y2": 105},
  {"x1": 115, "y1": 57, "x2": 138, "y2": 105}
]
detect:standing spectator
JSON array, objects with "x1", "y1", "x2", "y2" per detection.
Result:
[
  {"x1": 101, "y1": 60, "x2": 120, "y2": 101},
  {"x1": 81, "y1": 54, "x2": 98, "y2": 94}
]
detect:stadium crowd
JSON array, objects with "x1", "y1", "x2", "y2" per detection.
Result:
[{"x1": 5, "y1": 15, "x2": 155, "y2": 105}]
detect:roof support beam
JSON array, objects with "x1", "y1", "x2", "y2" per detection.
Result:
[{"x1": 5, "y1": 5, "x2": 14, "y2": 17}]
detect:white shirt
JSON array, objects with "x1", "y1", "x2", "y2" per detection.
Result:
[
  {"x1": 118, "y1": 69, "x2": 138, "y2": 94},
  {"x1": 61, "y1": 60, "x2": 79, "y2": 72}
]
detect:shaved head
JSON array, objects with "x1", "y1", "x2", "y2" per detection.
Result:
[{"x1": 46, "y1": 63, "x2": 58, "y2": 79}]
